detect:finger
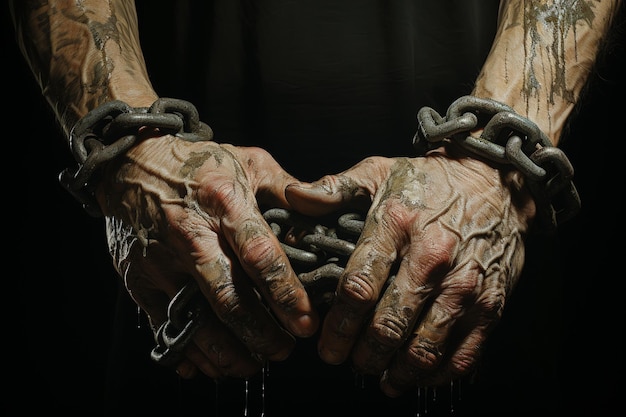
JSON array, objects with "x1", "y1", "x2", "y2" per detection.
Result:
[
  {"x1": 304, "y1": 157, "x2": 417, "y2": 365},
  {"x1": 317, "y1": 196, "x2": 407, "y2": 365},
  {"x1": 379, "y1": 260, "x2": 489, "y2": 397},
  {"x1": 442, "y1": 259, "x2": 515, "y2": 379},
  {"x1": 120, "y1": 242, "x2": 185, "y2": 327},
  {"x1": 212, "y1": 203, "x2": 319, "y2": 338},
  {"x1": 439, "y1": 230, "x2": 524, "y2": 382},
  {"x1": 141, "y1": 250, "x2": 291, "y2": 374},
  {"x1": 138, "y1": 205, "x2": 299, "y2": 368},
  {"x1": 177, "y1": 345, "x2": 216, "y2": 379},
  {"x1": 121, "y1": 256, "x2": 218, "y2": 379},
  {"x1": 175, "y1": 358, "x2": 200, "y2": 379},
  {"x1": 179, "y1": 219, "x2": 300, "y2": 360},
  {"x1": 378, "y1": 320, "x2": 484, "y2": 397},
  {"x1": 228, "y1": 145, "x2": 300, "y2": 209},
  {"x1": 350, "y1": 225, "x2": 458, "y2": 375},
  {"x1": 187, "y1": 302, "x2": 266, "y2": 378},
  {"x1": 120, "y1": 245, "x2": 252, "y2": 377},
  {"x1": 285, "y1": 156, "x2": 394, "y2": 216},
  {"x1": 193, "y1": 151, "x2": 319, "y2": 338}
]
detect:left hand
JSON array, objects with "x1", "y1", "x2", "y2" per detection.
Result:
[
  {"x1": 285, "y1": 147, "x2": 536, "y2": 396},
  {"x1": 98, "y1": 136, "x2": 319, "y2": 379}
]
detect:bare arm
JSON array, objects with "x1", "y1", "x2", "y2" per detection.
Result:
[
  {"x1": 474, "y1": 0, "x2": 621, "y2": 145},
  {"x1": 284, "y1": 0, "x2": 623, "y2": 397},
  {"x1": 10, "y1": 0, "x2": 318, "y2": 379},
  {"x1": 10, "y1": 0, "x2": 158, "y2": 139}
]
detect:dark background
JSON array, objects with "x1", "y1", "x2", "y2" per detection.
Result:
[{"x1": 6, "y1": 2, "x2": 625, "y2": 416}]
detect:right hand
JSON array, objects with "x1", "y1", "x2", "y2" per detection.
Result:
[
  {"x1": 285, "y1": 149, "x2": 535, "y2": 395},
  {"x1": 96, "y1": 130, "x2": 319, "y2": 379}
]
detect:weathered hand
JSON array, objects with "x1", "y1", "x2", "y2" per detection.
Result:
[
  {"x1": 285, "y1": 148, "x2": 535, "y2": 396},
  {"x1": 96, "y1": 131, "x2": 318, "y2": 379}
]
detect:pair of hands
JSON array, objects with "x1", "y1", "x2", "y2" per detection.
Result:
[{"x1": 96, "y1": 128, "x2": 534, "y2": 397}]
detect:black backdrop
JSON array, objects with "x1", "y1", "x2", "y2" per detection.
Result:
[{"x1": 7, "y1": 2, "x2": 625, "y2": 416}]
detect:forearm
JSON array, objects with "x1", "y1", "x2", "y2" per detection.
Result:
[
  {"x1": 10, "y1": 0, "x2": 158, "y2": 139},
  {"x1": 473, "y1": 0, "x2": 621, "y2": 145}
]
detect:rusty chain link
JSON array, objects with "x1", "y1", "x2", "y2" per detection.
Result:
[
  {"x1": 414, "y1": 95, "x2": 581, "y2": 230},
  {"x1": 150, "y1": 208, "x2": 366, "y2": 368}
]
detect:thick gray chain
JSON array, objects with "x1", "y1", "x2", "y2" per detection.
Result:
[
  {"x1": 62, "y1": 96, "x2": 579, "y2": 228},
  {"x1": 62, "y1": 96, "x2": 579, "y2": 368},
  {"x1": 150, "y1": 208, "x2": 365, "y2": 369},
  {"x1": 414, "y1": 95, "x2": 581, "y2": 230},
  {"x1": 59, "y1": 98, "x2": 213, "y2": 217}
]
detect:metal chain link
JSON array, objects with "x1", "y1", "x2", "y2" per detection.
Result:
[
  {"x1": 60, "y1": 96, "x2": 581, "y2": 368},
  {"x1": 59, "y1": 98, "x2": 213, "y2": 217},
  {"x1": 151, "y1": 208, "x2": 366, "y2": 368},
  {"x1": 61, "y1": 96, "x2": 579, "y2": 229},
  {"x1": 414, "y1": 95, "x2": 581, "y2": 231}
]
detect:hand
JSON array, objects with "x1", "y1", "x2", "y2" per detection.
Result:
[
  {"x1": 285, "y1": 147, "x2": 535, "y2": 396},
  {"x1": 96, "y1": 131, "x2": 319, "y2": 379}
]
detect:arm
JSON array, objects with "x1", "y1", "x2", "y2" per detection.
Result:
[
  {"x1": 10, "y1": 0, "x2": 318, "y2": 378},
  {"x1": 285, "y1": 0, "x2": 621, "y2": 396},
  {"x1": 474, "y1": 0, "x2": 621, "y2": 145},
  {"x1": 10, "y1": 0, "x2": 157, "y2": 137}
]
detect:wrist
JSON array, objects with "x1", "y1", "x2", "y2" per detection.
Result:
[
  {"x1": 109, "y1": 83, "x2": 159, "y2": 109},
  {"x1": 414, "y1": 95, "x2": 580, "y2": 231},
  {"x1": 60, "y1": 98, "x2": 213, "y2": 217},
  {"x1": 469, "y1": 88, "x2": 569, "y2": 146}
]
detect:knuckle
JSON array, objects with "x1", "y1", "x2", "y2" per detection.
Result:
[
  {"x1": 416, "y1": 235, "x2": 457, "y2": 276},
  {"x1": 245, "y1": 146, "x2": 273, "y2": 164},
  {"x1": 423, "y1": 252, "x2": 450, "y2": 274},
  {"x1": 406, "y1": 337, "x2": 442, "y2": 370},
  {"x1": 199, "y1": 180, "x2": 241, "y2": 213},
  {"x1": 238, "y1": 236, "x2": 300, "y2": 309},
  {"x1": 361, "y1": 155, "x2": 389, "y2": 167},
  {"x1": 269, "y1": 283, "x2": 299, "y2": 311},
  {"x1": 445, "y1": 266, "x2": 480, "y2": 296},
  {"x1": 381, "y1": 200, "x2": 407, "y2": 225},
  {"x1": 341, "y1": 272, "x2": 378, "y2": 305},
  {"x1": 369, "y1": 310, "x2": 412, "y2": 348},
  {"x1": 477, "y1": 287, "x2": 506, "y2": 320},
  {"x1": 239, "y1": 234, "x2": 281, "y2": 274},
  {"x1": 213, "y1": 281, "x2": 243, "y2": 318},
  {"x1": 449, "y1": 348, "x2": 478, "y2": 376},
  {"x1": 314, "y1": 173, "x2": 351, "y2": 194}
]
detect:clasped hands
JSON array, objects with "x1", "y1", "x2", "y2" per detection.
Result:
[{"x1": 96, "y1": 129, "x2": 534, "y2": 397}]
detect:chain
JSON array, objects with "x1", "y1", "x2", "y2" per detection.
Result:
[
  {"x1": 59, "y1": 98, "x2": 213, "y2": 217},
  {"x1": 151, "y1": 208, "x2": 366, "y2": 368},
  {"x1": 414, "y1": 95, "x2": 581, "y2": 231},
  {"x1": 61, "y1": 96, "x2": 580, "y2": 367},
  {"x1": 61, "y1": 96, "x2": 579, "y2": 229}
]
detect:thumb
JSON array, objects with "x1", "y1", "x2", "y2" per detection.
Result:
[
  {"x1": 286, "y1": 156, "x2": 393, "y2": 216},
  {"x1": 230, "y1": 145, "x2": 302, "y2": 208}
]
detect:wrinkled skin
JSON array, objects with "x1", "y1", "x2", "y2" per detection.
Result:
[
  {"x1": 10, "y1": 0, "x2": 618, "y2": 403},
  {"x1": 96, "y1": 130, "x2": 319, "y2": 379},
  {"x1": 97, "y1": 126, "x2": 534, "y2": 394},
  {"x1": 286, "y1": 145, "x2": 535, "y2": 396}
]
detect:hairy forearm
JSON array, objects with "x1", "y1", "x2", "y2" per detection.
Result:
[
  {"x1": 10, "y1": 0, "x2": 158, "y2": 139},
  {"x1": 473, "y1": 0, "x2": 621, "y2": 145}
]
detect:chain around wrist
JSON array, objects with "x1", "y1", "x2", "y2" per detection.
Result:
[
  {"x1": 59, "y1": 98, "x2": 213, "y2": 217},
  {"x1": 414, "y1": 95, "x2": 580, "y2": 231}
]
